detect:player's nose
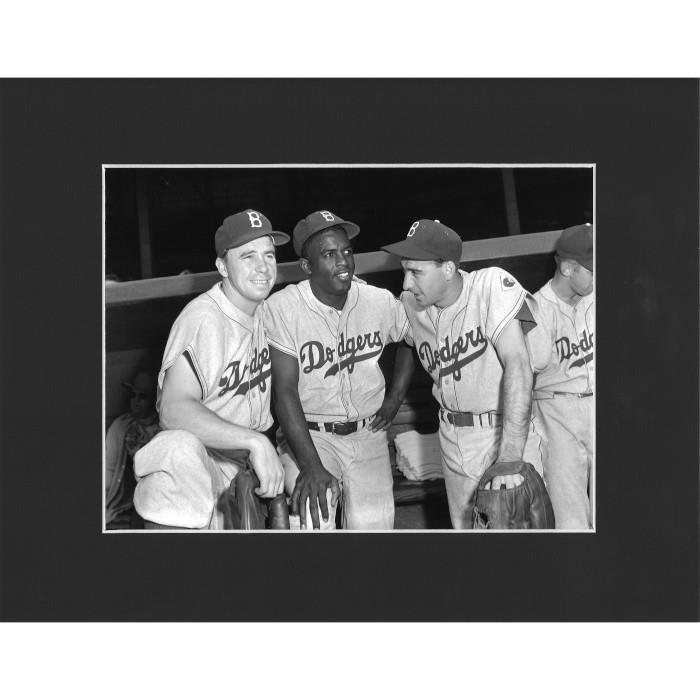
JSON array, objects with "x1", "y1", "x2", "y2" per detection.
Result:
[{"x1": 402, "y1": 273, "x2": 413, "y2": 291}]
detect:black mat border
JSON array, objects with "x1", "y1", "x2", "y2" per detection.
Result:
[{"x1": 0, "y1": 78, "x2": 697, "y2": 621}]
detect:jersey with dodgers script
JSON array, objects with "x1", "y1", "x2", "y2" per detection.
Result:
[
  {"x1": 527, "y1": 281, "x2": 595, "y2": 393},
  {"x1": 402, "y1": 268, "x2": 535, "y2": 414},
  {"x1": 157, "y1": 282, "x2": 273, "y2": 432},
  {"x1": 263, "y1": 279, "x2": 410, "y2": 422}
]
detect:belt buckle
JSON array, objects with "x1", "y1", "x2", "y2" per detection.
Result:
[{"x1": 332, "y1": 421, "x2": 355, "y2": 436}]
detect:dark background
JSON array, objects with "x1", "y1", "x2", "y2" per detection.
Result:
[
  {"x1": 1, "y1": 79, "x2": 698, "y2": 621},
  {"x1": 105, "y1": 166, "x2": 593, "y2": 279}
]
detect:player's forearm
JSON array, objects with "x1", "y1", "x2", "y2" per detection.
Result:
[
  {"x1": 273, "y1": 389, "x2": 326, "y2": 474},
  {"x1": 497, "y1": 356, "x2": 533, "y2": 463},
  {"x1": 159, "y1": 396, "x2": 262, "y2": 452},
  {"x1": 384, "y1": 342, "x2": 416, "y2": 404}
]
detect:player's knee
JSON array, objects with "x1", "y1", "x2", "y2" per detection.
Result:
[{"x1": 133, "y1": 430, "x2": 216, "y2": 528}]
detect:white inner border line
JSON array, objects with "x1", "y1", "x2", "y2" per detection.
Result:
[{"x1": 102, "y1": 163, "x2": 596, "y2": 534}]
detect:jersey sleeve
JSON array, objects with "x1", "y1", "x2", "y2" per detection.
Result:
[
  {"x1": 384, "y1": 290, "x2": 411, "y2": 343},
  {"x1": 524, "y1": 293, "x2": 554, "y2": 373},
  {"x1": 262, "y1": 292, "x2": 297, "y2": 357},
  {"x1": 159, "y1": 307, "x2": 219, "y2": 400},
  {"x1": 482, "y1": 267, "x2": 529, "y2": 345}
]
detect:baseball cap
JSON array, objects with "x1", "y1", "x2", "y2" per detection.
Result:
[
  {"x1": 121, "y1": 370, "x2": 157, "y2": 397},
  {"x1": 381, "y1": 219, "x2": 463, "y2": 262},
  {"x1": 292, "y1": 210, "x2": 360, "y2": 257},
  {"x1": 556, "y1": 223, "x2": 593, "y2": 271},
  {"x1": 215, "y1": 209, "x2": 290, "y2": 257}
]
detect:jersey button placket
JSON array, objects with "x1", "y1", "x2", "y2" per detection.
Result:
[{"x1": 573, "y1": 309, "x2": 592, "y2": 393}]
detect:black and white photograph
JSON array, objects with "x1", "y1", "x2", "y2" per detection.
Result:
[
  {"x1": 1, "y1": 77, "x2": 696, "y2": 624},
  {"x1": 104, "y1": 164, "x2": 595, "y2": 533},
  {"x1": 1, "y1": 60, "x2": 699, "y2": 699}
]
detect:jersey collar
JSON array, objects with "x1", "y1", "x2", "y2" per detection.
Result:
[
  {"x1": 208, "y1": 282, "x2": 260, "y2": 332},
  {"x1": 298, "y1": 278, "x2": 359, "y2": 316}
]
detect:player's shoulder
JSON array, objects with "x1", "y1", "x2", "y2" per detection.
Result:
[
  {"x1": 469, "y1": 266, "x2": 524, "y2": 297},
  {"x1": 174, "y1": 286, "x2": 221, "y2": 325},
  {"x1": 266, "y1": 281, "x2": 304, "y2": 309},
  {"x1": 110, "y1": 413, "x2": 132, "y2": 429},
  {"x1": 472, "y1": 266, "x2": 517, "y2": 286},
  {"x1": 532, "y1": 280, "x2": 560, "y2": 310}
]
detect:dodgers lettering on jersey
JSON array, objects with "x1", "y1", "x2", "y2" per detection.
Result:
[
  {"x1": 157, "y1": 282, "x2": 273, "y2": 431},
  {"x1": 299, "y1": 329, "x2": 384, "y2": 378},
  {"x1": 264, "y1": 280, "x2": 410, "y2": 422},
  {"x1": 527, "y1": 281, "x2": 595, "y2": 393},
  {"x1": 402, "y1": 268, "x2": 532, "y2": 414}
]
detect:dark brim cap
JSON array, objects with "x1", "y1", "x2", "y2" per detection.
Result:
[
  {"x1": 293, "y1": 210, "x2": 360, "y2": 256},
  {"x1": 121, "y1": 370, "x2": 157, "y2": 395},
  {"x1": 555, "y1": 223, "x2": 593, "y2": 271},
  {"x1": 381, "y1": 219, "x2": 463, "y2": 262},
  {"x1": 215, "y1": 209, "x2": 290, "y2": 257}
]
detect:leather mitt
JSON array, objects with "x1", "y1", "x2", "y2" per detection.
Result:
[{"x1": 473, "y1": 461, "x2": 555, "y2": 529}]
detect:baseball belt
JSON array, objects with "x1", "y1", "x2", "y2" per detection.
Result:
[
  {"x1": 533, "y1": 390, "x2": 594, "y2": 399},
  {"x1": 306, "y1": 417, "x2": 373, "y2": 435},
  {"x1": 440, "y1": 409, "x2": 502, "y2": 428}
]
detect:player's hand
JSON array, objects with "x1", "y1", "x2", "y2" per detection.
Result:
[
  {"x1": 370, "y1": 394, "x2": 402, "y2": 432},
  {"x1": 484, "y1": 473, "x2": 525, "y2": 490},
  {"x1": 290, "y1": 466, "x2": 341, "y2": 530},
  {"x1": 247, "y1": 435, "x2": 285, "y2": 498}
]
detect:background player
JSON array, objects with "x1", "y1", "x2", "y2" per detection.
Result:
[
  {"x1": 382, "y1": 219, "x2": 543, "y2": 529},
  {"x1": 526, "y1": 223, "x2": 594, "y2": 529},
  {"x1": 264, "y1": 210, "x2": 415, "y2": 530},
  {"x1": 105, "y1": 369, "x2": 160, "y2": 529},
  {"x1": 132, "y1": 209, "x2": 288, "y2": 529}
]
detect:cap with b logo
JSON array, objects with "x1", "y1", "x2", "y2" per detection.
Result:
[
  {"x1": 292, "y1": 210, "x2": 360, "y2": 257},
  {"x1": 215, "y1": 209, "x2": 290, "y2": 257},
  {"x1": 555, "y1": 223, "x2": 593, "y2": 272},
  {"x1": 381, "y1": 219, "x2": 463, "y2": 262}
]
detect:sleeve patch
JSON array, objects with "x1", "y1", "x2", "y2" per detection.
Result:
[{"x1": 501, "y1": 275, "x2": 517, "y2": 291}]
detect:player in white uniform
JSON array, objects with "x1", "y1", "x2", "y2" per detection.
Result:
[
  {"x1": 264, "y1": 210, "x2": 415, "y2": 530},
  {"x1": 382, "y1": 219, "x2": 543, "y2": 529},
  {"x1": 132, "y1": 209, "x2": 289, "y2": 529},
  {"x1": 526, "y1": 224, "x2": 594, "y2": 530}
]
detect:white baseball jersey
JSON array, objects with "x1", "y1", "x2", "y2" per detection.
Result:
[
  {"x1": 527, "y1": 281, "x2": 595, "y2": 394},
  {"x1": 402, "y1": 268, "x2": 534, "y2": 414},
  {"x1": 158, "y1": 282, "x2": 273, "y2": 432},
  {"x1": 263, "y1": 279, "x2": 410, "y2": 422}
]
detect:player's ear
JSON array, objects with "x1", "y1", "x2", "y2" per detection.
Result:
[
  {"x1": 442, "y1": 260, "x2": 457, "y2": 279},
  {"x1": 215, "y1": 255, "x2": 228, "y2": 278},
  {"x1": 299, "y1": 258, "x2": 312, "y2": 276}
]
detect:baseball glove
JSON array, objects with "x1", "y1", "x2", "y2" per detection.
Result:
[
  {"x1": 473, "y1": 461, "x2": 555, "y2": 529},
  {"x1": 219, "y1": 462, "x2": 290, "y2": 530}
]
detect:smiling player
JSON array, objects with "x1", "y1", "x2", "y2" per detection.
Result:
[
  {"x1": 264, "y1": 210, "x2": 415, "y2": 530},
  {"x1": 132, "y1": 209, "x2": 289, "y2": 529}
]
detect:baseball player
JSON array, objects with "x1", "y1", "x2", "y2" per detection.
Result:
[
  {"x1": 382, "y1": 219, "x2": 544, "y2": 529},
  {"x1": 131, "y1": 209, "x2": 289, "y2": 530},
  {"x1": 263, "y1": 210, "x2": 415, "y2": 530},
  {"x1": 526, "y1": 223, "x2": 594, "y2": 530},
  {"x1": 105, "y1": 369, "x2": 160, "y2": 529}
]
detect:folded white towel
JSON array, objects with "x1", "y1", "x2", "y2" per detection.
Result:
[{"x1": 394, "y1": 431, "x2": 443, "y2": 481}]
